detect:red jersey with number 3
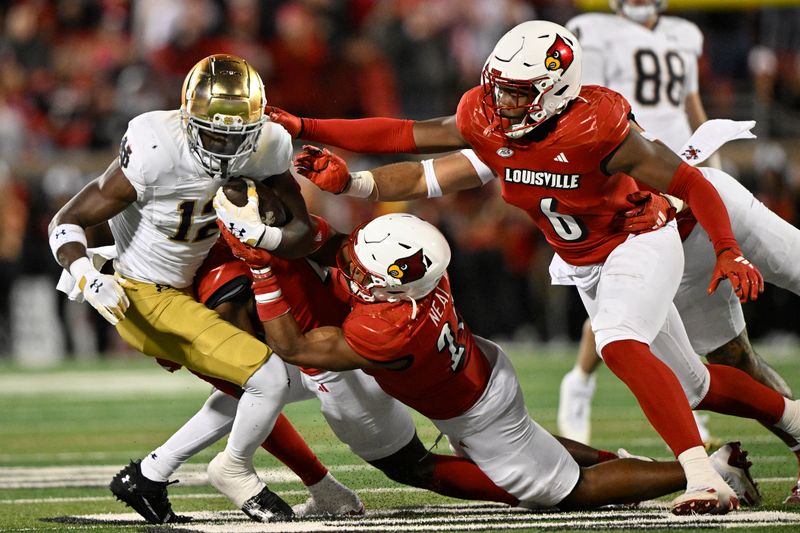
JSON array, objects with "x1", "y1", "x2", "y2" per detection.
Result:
[
  {"x1": 342, "y1": 274, "x2": 491, "y2": 420},
  {"x1": 457, "y1": 84, "x2": 638, "y2": 265}
]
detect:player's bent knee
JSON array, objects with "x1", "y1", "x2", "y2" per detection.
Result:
[
  {"x1": 243, "y1": 355, "x2": 290, "y2": 400},
  {"x1": 368, "y1": 434, "x2": 435, "y2": 488}
]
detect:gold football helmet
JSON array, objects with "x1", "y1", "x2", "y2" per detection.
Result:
[{"x1": 181, "y1": 54, "x2": 266, "y2": 177}]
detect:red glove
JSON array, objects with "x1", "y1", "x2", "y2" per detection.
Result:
[
  {"x1": 616, "y1": 191, "x2": 676, "y2": 234},
  {"x1": 708, "y1": 247, "x2": 764, "y2": 303},
  {"x1": 293, "y1": 145, "x2": 350, "y2": 194},
  {"x1": 266, "y1": 106, "x2": 302, "y2": 138},
  {"x1": 216, "y1": 219, "x2": 273, "y2": 268}
]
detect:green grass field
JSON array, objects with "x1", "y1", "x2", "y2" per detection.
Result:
[{"x1": 2, "y1": 344, "x2": 800, "y2": 532}]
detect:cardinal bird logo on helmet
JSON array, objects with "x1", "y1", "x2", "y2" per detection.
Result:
[
  {"x1": 387, "y1": 249, "x2": 429, "y2": 284},
  {"x1": 545, "y1": 35, "x2": 574, "y2": 72}
]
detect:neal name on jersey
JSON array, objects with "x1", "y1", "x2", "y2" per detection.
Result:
[{"x1": 504, "y1": 168, "x2": 581, "y2": 189}]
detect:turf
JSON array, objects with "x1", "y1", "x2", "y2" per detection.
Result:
[{"x1": 1, "y1": 344, "x2": 800, "y2": 532}]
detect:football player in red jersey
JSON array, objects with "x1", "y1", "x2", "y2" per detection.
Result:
[
  {"x1": 215, "y1": 210, "x2": 761, "y2": 514},
  {"x1": 265, "y1": 20, "x2": 800, "y2": 513}
]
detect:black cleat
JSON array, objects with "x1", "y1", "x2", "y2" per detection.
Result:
[
  {"x1": 109, "y1": 460, "x2": 191, "y2": 524},
  {"x1": 241, "y1": 486, "x2": 295, "y2": 522}
]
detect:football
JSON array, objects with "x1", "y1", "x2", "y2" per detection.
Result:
[{"x1": 222, "y1": 177, "x2": 288, "y2": 227}]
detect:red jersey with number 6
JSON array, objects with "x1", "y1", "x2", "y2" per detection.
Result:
[
  {"x1": 342, "y1": 274, "x2": 491, "y2": 420},
  {"x1": 457, "y1": 84, "x2": 638, "y2": 265}
]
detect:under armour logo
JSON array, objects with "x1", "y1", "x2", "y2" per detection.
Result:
[
  {"x1": 227, "y1": 222, "x2": 246, "y2": 238},
  {"x1": 155, "y1": 284, "x2": 169, "y2": 293},
  {"x1": 121, "y1": 474, "x2": 131, "y2": 484},
  {"x1": 150, "y1": 453, "x2": 158, "y2": 460},
  {"x1": 56, "y1": 229, "x2": 67, "y2": 239},
  {"x1": 89, "y1": 279, "x2": 103, "y2": 293}
]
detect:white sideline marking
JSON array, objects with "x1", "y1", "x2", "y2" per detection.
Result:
[
  {"x1": 66, "y1": 505, "x2": 800, "y2": 532},
  {"x1": 0, "y1": 369, "x2": 208, "y2": 397}
]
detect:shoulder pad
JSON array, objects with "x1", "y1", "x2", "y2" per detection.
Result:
[
  {"x1": 573, "y1": 86, "x2": 631, "y2": 157},
  {"x1": 566, "y1": 13, "x2": 615, "y2": 48},
  {"x1": 662, "y1": 16, "x2": 703, "y2": 55},
  {"x1": 343, "y1": 303, "x2": 412, "y2": 360},
  {"x1": 239, "y1": 122, "x2": 293, "y2": 177},
  {"x1": 120, "y1": 111, "x2": 181, "y2": 194}
]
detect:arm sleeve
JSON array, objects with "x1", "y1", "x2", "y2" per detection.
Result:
[
  {"x1": 666, "y1": 163, "x2": 738, "y2": 254},
  {"x1": 301, "y1": 117, "x2": 418, "y2": 154}
]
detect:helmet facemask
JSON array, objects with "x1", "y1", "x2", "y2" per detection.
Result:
[
  {"x1": 610, "y1": 0, "x2": 666, "y2": 24},
  {"x1": 482, "y1": 68, "x2": 559, "y2": 139},
  {"x1": 183, "y1": 111, "x2": 265, "y2": 177}
]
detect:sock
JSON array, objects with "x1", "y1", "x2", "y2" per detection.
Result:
[
  {"x1": 572, "y1": 366, "x2": 593, "y2": 384},
  {"x1": 601, "y1": 340, "x2": 701, "y2": 456},
  {"x1": 678, "y1": 445, "x2": 720, "y2": 492},
  {"x1": 261, "y1": 414, "x2": 328, "y2": 486},
  {"x1": 776, "y1": 398, "x2": 800, "y2": 438},
  {"x1": 696, "y1": 364, "x2": 785, "y2": 424},
  {"x1": 141, "y1": 390, "x2": 237, "y2": 482},
  {"x1": 430, "y1": 454, "x2": 519, "y2": 506},
  {"x1": 227, "y1": 355, "x2": 289, "y2": 460}
]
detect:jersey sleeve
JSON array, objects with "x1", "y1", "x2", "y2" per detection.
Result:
[
  {"x1": 342, "y1": 305, "x2": 411, "y2": 362},
  {"x1": 677, "y1": 19, "x2": 703, "y2": 94},
  {"x1": 240, "y1": 122, "x2": 293, "y2": 177},
  {"x1": 119, "y1": 114, "x2": 173, "y2": 201}
]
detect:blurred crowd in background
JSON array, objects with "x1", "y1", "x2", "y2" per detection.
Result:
[{"x1": 2, "y1": 0, "x2": 800, "y2": 361}]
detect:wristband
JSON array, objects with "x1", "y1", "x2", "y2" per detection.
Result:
[
  {"x1": 662, "y1": 193, "x2": 686, "y2": 213},
  {"x1": 345, "y1": 171, "x2": 376, "y2": 198},
  {"x1": 422, "y1": 159, "x2": 442, "y2": 198},
  {"x1": 49, "y1": 224, "x2": 87, "y2": 261},
  {"x1": 255, "y1": 225, "x2": 283, "y2": 251}
]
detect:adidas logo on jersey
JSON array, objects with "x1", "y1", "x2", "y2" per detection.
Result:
[
  {"x1": 553, "y1": 152, "x2": 569, "y2": 163},
  {"x1": 503, "y1": 168, "x2": 581, "y2": 189}
]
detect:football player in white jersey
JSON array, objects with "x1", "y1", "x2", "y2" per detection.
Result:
[
  {"x1": 559, "y1": 0, "x2": 795, "y2": 475},
  {"x1": 48, "y1": 55, "x2": 319, "y2": 521}
]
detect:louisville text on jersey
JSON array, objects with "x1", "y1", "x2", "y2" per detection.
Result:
[{"x1": 503, "y1": 168, "x2": 581, "y2": 189}]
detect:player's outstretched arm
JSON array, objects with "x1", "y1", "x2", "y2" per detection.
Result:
[
  {"x1": 606, "y1": 128, "x2": 764, "y2": 302},
  {"x1": 268, "y1": 106, "x2": 468, "y2": 154},
  {"x1": 48, "y1": 159, "x2": 136, "y2": 324},
  {"x1": 295, "y1": 148, "x2": 489, "y2": 201}
]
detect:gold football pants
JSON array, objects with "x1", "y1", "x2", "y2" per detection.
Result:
[{"x1": 115, "y1": 278, "x2": 270, "y2": 386}]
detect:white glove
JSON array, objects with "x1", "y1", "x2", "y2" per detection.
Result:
[
  {"x1": 70, "y1": 257, "x2": 130, "y2": 325},
  {"x1": 213, "y1": 178, "x2": 282, "y2": 250}
]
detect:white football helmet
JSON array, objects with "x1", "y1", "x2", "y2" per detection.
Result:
[
  {"x1": 609, "y1": 0, "x2": 666, "y2": 24},
  {"x1": 339, "y1": 213, "x2": 451, "y2": 304},
  {"x1": 181, "y1": 54, "x2": 267, "y2": 177},
  {"x1": 482, "y1": 20, "x2": 582, "y2": 139}
]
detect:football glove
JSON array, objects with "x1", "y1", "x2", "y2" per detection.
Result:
[
  {"x1": 213, "y1": 178, "x2": 282, "y2": 250},
  {"x1": 708, "y1": 247, "x2": 764, "y2": 303},
  {"x1": 79, "y1": 269, "x2": 130, "y2": 325},
  {"x1": 266, "y1": 106, "x2": 302, "y2": 138},
  {"x1": 215, "y1": 219, "x2": 273, "y2": 269},
  {"x1": 294, "y1": 145, "x2": 351, "y2": 194},
  {"x1": 616, "y1": 191, "x2": 677, "y2": 234}
]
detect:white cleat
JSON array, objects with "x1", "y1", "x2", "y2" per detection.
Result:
[
  {"x1": 710, "y1": 442, "x2": 762, "y2": 506},
  {"x1": 671, "y1": 475, "x2": 740, "y2": 516},
  {"x1": 292, "y1": 472, "x2": 365, "y2": 518},
  {"x1": 557, "y1": 368, "x2": 596, "y2": 445}
]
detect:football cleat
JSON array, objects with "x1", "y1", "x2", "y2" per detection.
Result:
[
  {"x1": 292, "y1": 472, "x2": 365, "y2": 518},
  {"x1": 109, "y1": 460, "x2": 190, "y2": 524},
  {"x1": 241, "y1": 486, "x2": 295, "y2": 522},
  {"x1": 670, "y1": 485, "x2": 739, "y2": 516},
  {"x1": 709, "y1": 441, "x2": 761, "y2": 507},
  {"x1": 557, "y1": 368, "x2": 596, "y2": 444},
  {"x1": 783, "y1": 478, "x2": 800, "y2": 505}
]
